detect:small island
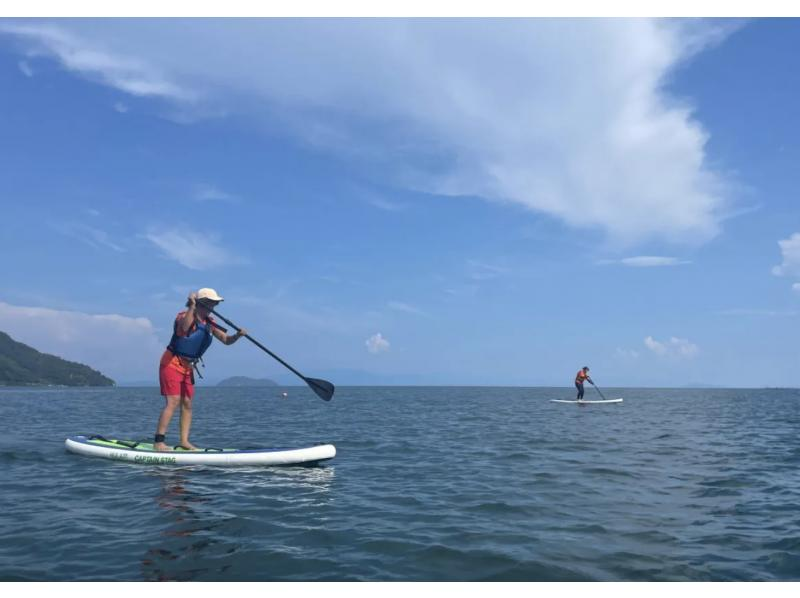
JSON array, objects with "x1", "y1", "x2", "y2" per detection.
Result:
[
  {"x1": 0, "y1": 330, "x2": 115, "y2": 387},
  {"x1": 217, "y1": 376, "x2": 279, "y2": 387}
]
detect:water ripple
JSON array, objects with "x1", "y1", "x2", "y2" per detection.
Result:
[{"x1": 1, "y1": 386, "x2": 800, "y2": 580}]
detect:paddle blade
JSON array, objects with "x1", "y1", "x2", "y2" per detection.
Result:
[{"x1": 305, "y1": 377, "x2": 335, "y2": 401}]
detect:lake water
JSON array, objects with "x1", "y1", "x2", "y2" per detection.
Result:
[{"x1": 1, "y1": 386, "x2": 799, "y2": 581}]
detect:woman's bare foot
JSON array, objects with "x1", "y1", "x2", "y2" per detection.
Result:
[
  {"x1": 154, "y1": 442, "x2": 172, "y2": 452},
  {"x1": 178, "y1": 441, "x2": 199, "y2": 451}
]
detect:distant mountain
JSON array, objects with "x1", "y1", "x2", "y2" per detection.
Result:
[
  {"x1": 0, "y1": 330, "x2": 115, "y2": 387},
  {"x1": 217, "y1": 376, "x2": 278, "y2": 387}
]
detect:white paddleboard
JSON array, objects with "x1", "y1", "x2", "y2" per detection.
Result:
[{"x1": 550, "y1": 398, "x2": 623, "y2": 404}]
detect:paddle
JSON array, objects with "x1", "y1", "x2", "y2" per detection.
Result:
[
  {"x1": 591, "y1": 382, "x2": 609, "y2": 401},
  {"x1": 209, "y1": 308, "x2": 335, "y2": 401}
]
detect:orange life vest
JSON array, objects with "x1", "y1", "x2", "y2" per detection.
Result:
[{"x1": 575, "y1": 369, "x2": 589, "y2": 384}]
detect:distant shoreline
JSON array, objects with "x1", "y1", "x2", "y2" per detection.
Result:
[
  {"x1": 6, "y1": 384, "x2": 797, "y2": 391},
  {"x1": 0, "y1": 383, "x2": 118, "y2": 389}
]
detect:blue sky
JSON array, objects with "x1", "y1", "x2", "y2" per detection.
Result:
[{"x1": 0, "y1": 18, "x2": 799, "y2": 387}]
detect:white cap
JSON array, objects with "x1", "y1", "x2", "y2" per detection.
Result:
[{"x1": 197, "y1": 288, "x2": 224, "y2": 302}]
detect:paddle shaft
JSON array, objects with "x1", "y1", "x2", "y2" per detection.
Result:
[
  {"x1": 210, "y1": 308, "x2": 309, "y2": 383},
  {"x1": 592, "y1": 383, "x2": 609, "y2": 401}
]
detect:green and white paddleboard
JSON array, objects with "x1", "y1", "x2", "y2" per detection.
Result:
[{"x1": 65, "y1": 435, "x2": 335, "y2": 466}]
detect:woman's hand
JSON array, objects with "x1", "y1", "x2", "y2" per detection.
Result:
[
  {"x1": 223, "y1": 328, "x2": 247, "y2": 345},
  {"x1": 187, "y1": 292, "x2": 198, "y2": 308}
]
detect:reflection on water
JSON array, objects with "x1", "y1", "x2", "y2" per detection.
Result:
[
  {"x1": 140, "y1": 466, "x2": 336, "y2": 581},
  {"x1": 223, "y1": 465, "x2": 337, "y2": 491}
]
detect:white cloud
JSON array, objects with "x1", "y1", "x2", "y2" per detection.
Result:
[
  {"x1": 145, "y1": 228, "x2": 246, "y2": 270},
  {"x1": 644, "y1": 336, "x2": 667, "y2": 355},
  {"x1": 0, "y1": 19, "x2": 735, "y2": 244},
  {"x1": 0, "y1": 23, "x2": 194, "y2": 101},
  {"x1": 644, "y1": 335, "x2": 698, "y2": 358},
  {"x1": 114, "y1": 101, "x2": 129, "y2": 113},
  {"x1": 365, "y1": 332, "x2": 390, "y2": 354},
  {"x1": 0, "y1": 301, "x2": 163, "y2": 381},
  {"x1": 18, "y1": 59, "x2": 33, "y2": 77},
  {"x1": 772, "y1": 233, "x2": 800, "y2": 278},
  {"x1": 618, "y1": 256, "x2": 690, "y2": 267}
]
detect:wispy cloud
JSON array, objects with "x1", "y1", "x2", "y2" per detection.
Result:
[
  {"x1": 467, "y1": 260, "x2": 508, "y2": 281},
  {"x1": 717, "y1": 308, "x2": 797, "y2": 317},
  {"x1": 615, "y1": 347, "x2": 640, "y2": 360},
  {"x1": 233, "y1": 292, "x2": 370, "y2": 336},
  {"x1": 443, "y1": 284, "x2": 479, "y2": 298},
  {"x1": 17, "y1": 59, "x2": 33, "y2": 77},
  {"x1": 600, "y1": 256, "x2": 691, "y2": 267},
  {"x1": 113, "y1": 101, "x2": 129, "y2": 113},
  {"x1": 365, "y1": 332, "x2": 390, "y2": 354},
  {"x1": 193, "y1": 183, "x2": 239, "y2": 203},
  {"x1": 622, "y1": 256, "x2": 690, "y2": 267},
  {"x1": 388, "y1": 301, "x2": 429, "y2": 317},
  {"x1": 145, "y1": 228, "x2": 246, "y2": 270},
  {"x1": 0, "y1": 20, "x2": 736, "y2": 244},
  {"x1": 772, "y1": 233, "x2": 800, "y2": 278},
  {"x1": 366, "y1": 196, "x2": 405, "y2": 212},
  {"x1": 0, "y1": 23, "x2": 194, "y2": 101},
  {"x1": 357, "y1": 188, "x2": 406, "y2": 212},
  {"x1": 51, "y1": 221, "x2": 125, "y2": 252},
  {"x1": 644, "y1": 335, "x2": 699, "y2": 358}
]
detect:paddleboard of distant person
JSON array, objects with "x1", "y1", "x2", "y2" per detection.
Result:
[
  {"x1": 550, "y1": 398, "x2": 623, "y2": 404},
  {"x1": 65, "y1": 435, "x2": 335, "y2": 466}
]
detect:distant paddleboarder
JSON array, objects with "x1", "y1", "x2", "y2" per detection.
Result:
[
  {"x1": 154, "y1": 288, "x2": 247, "y2": 452},
  {"x1": 574, "y1": 366, "x2": 594, "y2": 402}
]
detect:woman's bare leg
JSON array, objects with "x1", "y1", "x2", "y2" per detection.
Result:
[
  {"x1": 155, "y1": 395, "x2": 180, "y2": 451},
  {"x1": 178, "y1": 396, "x2": 198, "y2": 450}
]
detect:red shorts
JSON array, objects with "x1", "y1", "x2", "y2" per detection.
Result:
[{"x1": 159, "y1": 363, "x2": 195, "y2": 399}]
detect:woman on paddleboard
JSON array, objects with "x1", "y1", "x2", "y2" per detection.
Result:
[
  {"x1": 575, "y1": 366, "x2": 593, "y2": 402},
  {"x1": 154, "y1": 288, "x2": 247, "y2": 452}
]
